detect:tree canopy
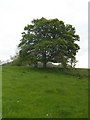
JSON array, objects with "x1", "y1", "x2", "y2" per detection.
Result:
[{"x1": 18, "y1": 17, "x2": 80, "y2": 68}]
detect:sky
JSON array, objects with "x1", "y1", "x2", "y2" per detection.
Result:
[{"x1": 0, "y1": 0, "x2": 89, "y2": 68}]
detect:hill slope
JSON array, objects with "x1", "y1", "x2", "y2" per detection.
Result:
[{"x1": 2, "y1": 66, "x2": 88, "y2": 118}]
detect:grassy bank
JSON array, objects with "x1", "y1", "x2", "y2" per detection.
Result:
[{"x1": 2, "y1": 66, "x2": 88, "y2": 118}]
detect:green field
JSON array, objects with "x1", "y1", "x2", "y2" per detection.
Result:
[{"x1": 2, "y1": 66, "x2": 88, "y2": 118}]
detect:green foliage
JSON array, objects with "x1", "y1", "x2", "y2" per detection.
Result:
[{"x1": 18, "y1": 18, "x2": 80, "y2": 68}]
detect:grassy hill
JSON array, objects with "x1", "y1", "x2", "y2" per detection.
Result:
[{"x1": 2, "y1": 66, "x2": 88, "y2": 118}]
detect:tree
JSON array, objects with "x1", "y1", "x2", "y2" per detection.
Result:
[
  {"x1": 0, "y1": 60, "x2": 2, "y2": 65},
  {"x1": 18, "y1": 17, "x2": 80, "y2": 68}
]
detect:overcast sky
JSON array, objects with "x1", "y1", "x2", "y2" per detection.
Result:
[{"x1": 0, "y1": 0, "x2": 88, "y2": 68}]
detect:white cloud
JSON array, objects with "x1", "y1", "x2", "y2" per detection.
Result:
[{"x1": 0, "y1": 0, "x2": 89, "y2": 68}]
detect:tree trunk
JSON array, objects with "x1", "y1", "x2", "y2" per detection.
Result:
[
  {"x1": 43, "y1": 61, "x2": 47, "y2": 68},
  {"x1": 43, "y1": 51, "x2": 47, "y2": 68},
  {"x1": 34, "y1": 61, "x2": 38, "y2": 68}
]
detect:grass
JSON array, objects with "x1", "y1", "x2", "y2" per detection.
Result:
[{"x1": 2, "y1": 66, "x2": 88, "y2": 118}]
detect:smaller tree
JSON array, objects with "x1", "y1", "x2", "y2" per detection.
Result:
[{"x1": 0, "y1": 60, "x2": 2, "y2": 65}]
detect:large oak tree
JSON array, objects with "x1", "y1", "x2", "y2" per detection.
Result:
[{"x1": 18, "y1": 17, "x2": 80, "y2": 68}]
